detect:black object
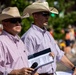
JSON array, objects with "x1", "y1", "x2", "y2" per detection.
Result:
[
  {"x1": 28, "y1": 48, "x2": 51, "y2": 59},
  {"x1": 72, "y1": 66, "x2": 76, "y2": 71},
  {"x1": 31, "y1": 62, "x2": 38, "y2": 75},
  {"x1": 31, "y1": 62, "x2": 38, "y2": 69}
]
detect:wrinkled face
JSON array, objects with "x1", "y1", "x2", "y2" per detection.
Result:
[
  {"x1": 33, "y1": 11, "x2": 50, "y2": 28},
  {"x1": 2, "y1": 18, "x2": 22, "y2": 35}
]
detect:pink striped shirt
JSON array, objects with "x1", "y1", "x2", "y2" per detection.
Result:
[
  {"x1": 21, "y1": 24, "x2": 64, "y2": 73},
  {"x1": 0, "y1": 31, "x2": 29, "y2": 74}
]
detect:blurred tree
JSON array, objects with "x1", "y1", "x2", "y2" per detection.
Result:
[
  {"x1": 0, "y1": 0, "x2": 76, "y2": 39},
  {"x1": 47, "y1": 0, "x2": 76, "y2": 39}
]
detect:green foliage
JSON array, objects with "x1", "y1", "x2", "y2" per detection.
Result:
[
  {"x1": 11, "y1": 0, "x2": 30, "y2": 14},
  {"x1": 48, "y1": 11, "x2": 76, "y2": 39},
  {"x1": 47, "y1": 0, "x2": 76, "y2": 39},
  {"x1": 20, "y1": 17, "x2": 33, "y2": 36},
  {"x1": 10, "y1": 0, "x2": 76, "y2": 39}
]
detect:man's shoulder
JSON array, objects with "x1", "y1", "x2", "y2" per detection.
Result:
[
  {"x1": 0, "y1": 34, "x2": 6, "y2": 39},
  {"x1": 0, "y1": 34, "x2": 7, "y2": 44},
  {"x1": 22, "y1": 27, "x2": 38, "y2": 39}
]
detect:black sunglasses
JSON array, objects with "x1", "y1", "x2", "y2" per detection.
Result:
[
  {"x1": 3, "y1": 18, "x2": 22, "y2": 24},
  {"x1": 41, "y1": 12, "x2": 50, "y2": 17},
  {"x1": 36, "y1": 12, "x2": 50, "y2": 17}
]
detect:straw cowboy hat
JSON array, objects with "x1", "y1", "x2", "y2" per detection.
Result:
[
  {"x1": 0, "y1": 7, "x2": 21, "y2": 21},
  {"x1": 23, "y1": 1, "x2": 58, "y2": 17}
]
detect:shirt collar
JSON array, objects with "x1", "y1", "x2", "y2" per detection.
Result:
[
  {"x1": 3, "y1": 30, "x2": 20, "y2": 42},
  {"x1": 32, "y1": 24, "x2": 47, "y2": 33}
]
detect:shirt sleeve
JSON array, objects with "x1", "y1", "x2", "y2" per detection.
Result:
[
  {"x1": 55, "y1": 43, "x2": 64, "y2": 61},
  {"x1": 22, "y1": 36, "x2": 35, "y2": 55},
  {"x1": 0, "y1": 41, "x2": 12, "y2": 74},
  {"x1": 47, "y1": 32, "x2": 64, "y2": 61}
]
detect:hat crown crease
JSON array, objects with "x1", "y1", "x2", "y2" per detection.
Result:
[{"x1": 2, "y1": 7, "x2": 20, "y2": 17}]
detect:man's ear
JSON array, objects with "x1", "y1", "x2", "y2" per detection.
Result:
[
  {"x1": 32, "y1": 14, "x2": 38, "y2": 19},
  {"x1": 2, "y1": 21, "x2": 9, "y2": 28},
  {"x1": 2, "y1": 21, "x2": 6, "y2": 25}
]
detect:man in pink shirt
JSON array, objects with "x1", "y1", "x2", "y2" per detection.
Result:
[
  {"x1": 0, "y1": 7, "x2": 38, "y2": 75},
  {"x1": 21, "y1": 1, "x2": 76, "y2": 75}
]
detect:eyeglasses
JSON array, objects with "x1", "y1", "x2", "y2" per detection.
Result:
[
  {"x1": 3, "y1": 18, "x2": 22, "y2": 24},
  {"x1": 36, "y1": 12, "x2": 50, "y2": 17},
  {"x1": 41, "y1": 12, "x2": 50, "y2": 17}
]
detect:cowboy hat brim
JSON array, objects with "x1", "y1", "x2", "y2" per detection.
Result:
[
  {"x1": 0, "y1": 14, "x2": 21, "y2": 21},
  {"x1": 23, "y1": 2, "x2": 58, "y2": 17},
  {"x1": 50, "y1": 7, "x2": 58, "y2": 14},
  {"x1": 0, "y1": 7, "x2": 21, "y2": 21}
]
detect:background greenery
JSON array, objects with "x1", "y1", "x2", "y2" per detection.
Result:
[{"x1": 0, "y1": 0, "x2": 76, "y2": 40}]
